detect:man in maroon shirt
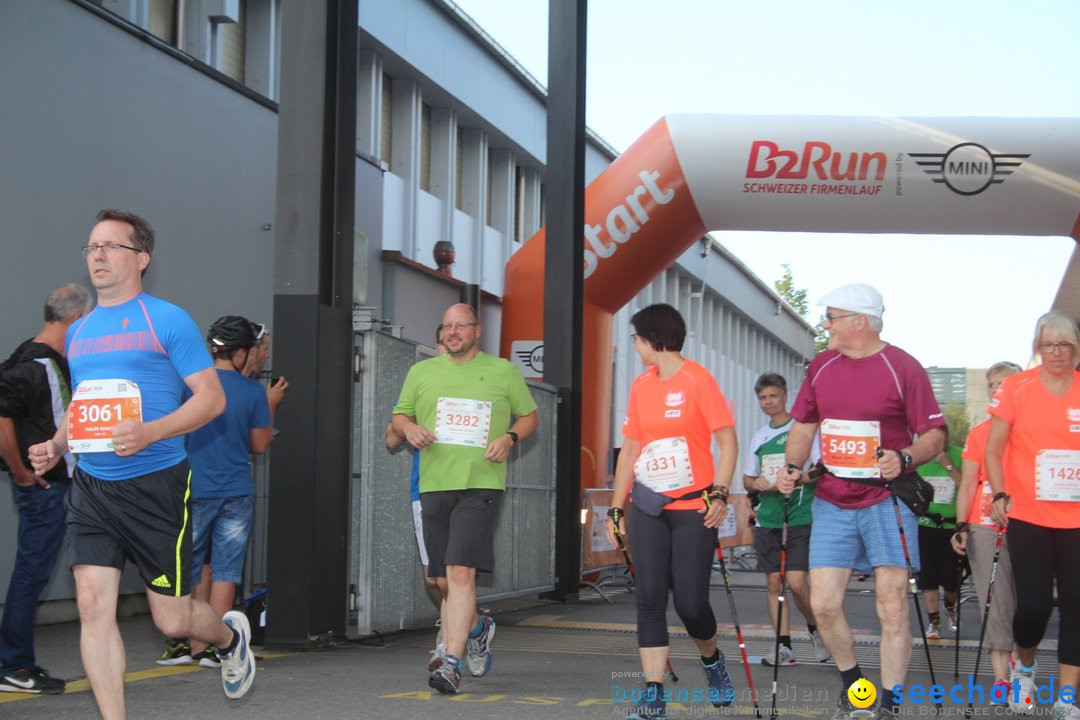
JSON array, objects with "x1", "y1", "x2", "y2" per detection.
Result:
[{"x1": 778, "y1": 284, "x2": 945, "y2": 720}]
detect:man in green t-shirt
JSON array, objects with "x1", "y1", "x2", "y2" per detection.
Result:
[
  {"x1": 392, "y1": 303, "x2": 538, "y2": 695},
  {"x1": 914, "y1": 444, "x2": 963, "y2": 640},
  {"x1": 743, "y1": 373, "x2": 830, "y2": 665}
]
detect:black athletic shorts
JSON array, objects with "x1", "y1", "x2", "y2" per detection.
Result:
[
  {"x1": 420, "y1": 488, "x2": 503, "y2": 577},
  {"x1": 915, "y1": 524, "x2": 962, "y2": 592},
  {"x1": 65, "y1": 460, "x2": 192, "y2": 597},
  {"x1": 754, "y1": 524, "x2": 811, "y2": 573}
]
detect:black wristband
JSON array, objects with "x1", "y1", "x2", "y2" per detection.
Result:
[
  {"x1": 954, "y1": 522, "x2": 969, "y2": 534},
  {"x1": 785, "y1": 463, "x2": 801, "y2": 475},
  {"x1": 506, "y1": 431, "x2": 519, "y2": 445},
  {"x1": 992, "y1": 492, "x2": 1010, "y2": 503}
]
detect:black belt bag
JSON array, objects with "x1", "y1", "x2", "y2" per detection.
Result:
[
  {"x1": 844, "y1": 472, "x2": 936, "y2": 519},
  {"x1": 629, "y1": 482, "x2": 704, "y2": 517}
]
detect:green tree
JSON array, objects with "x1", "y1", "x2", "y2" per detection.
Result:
[
  {"x1": 774, "y1": 264, "x2": 828, "y2": 353},
  {"x1": 942, "y1": 401, "x2": 971, "y2": 447}
]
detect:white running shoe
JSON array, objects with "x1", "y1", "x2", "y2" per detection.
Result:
[
  {"x1": 465, "y1": 615, "x2": 496, "y2": 677},
  {"x1": 1008, "y1": 661, "x2": 1037, "y2": 715},
  {"x1": 1053, "y1": 702, "x2": 1080, "y2": 720},
  {"x1": 762, "y1": 645, "x2": 797, "y2": 666},
  {"x1": 427, "y1": 642, "x2": 448, "y2": 672},
  {"x1": 220, "y1": 611, "x2": 256, "y2": 700},
  {"x1": 810, "y1": 629, "x2": 832, "y2": 663}
]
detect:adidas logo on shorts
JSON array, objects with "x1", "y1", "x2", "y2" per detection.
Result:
[{"x1": 151, "y1": 575, "x2": 172, "y2": 589}]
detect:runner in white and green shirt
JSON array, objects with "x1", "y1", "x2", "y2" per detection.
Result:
[{"x1": 742, "y1": 373, "x2": 830, "y2": 665}]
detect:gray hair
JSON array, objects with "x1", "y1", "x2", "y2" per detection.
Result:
[
  {"x1": 986, "y1": 361, "x2": 1022, "y2": 378},
  {"x1": 1032, "y1": 311, "x2": 1079, "y2": 354},
  {"x1": 44, "y1": 284, "x2": 94, "y2": 323},
  {"x1": 866, "y1": 314, "x2": 883, "y2": 333}
]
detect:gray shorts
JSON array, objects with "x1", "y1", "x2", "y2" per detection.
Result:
[
  {"x1": 754, "y1": 524, "x2": 811, "y2": 573},
  {"x1": 967, "y1": 525, "x2": 1015, "y2": 652},
  {"x1": 420, "y1": 489, "x2": 503, "y2": 577}
]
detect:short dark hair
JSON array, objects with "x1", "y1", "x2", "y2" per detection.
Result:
[
  {"x1": 96, "y1": 209, "x2": 155, "y2": 255},
  {"x1": 630, "y1": 303, "x2": 685, "y2": 352},
  {"x1": 755, "y1": 373, "x2": 787, "y2": 395}
]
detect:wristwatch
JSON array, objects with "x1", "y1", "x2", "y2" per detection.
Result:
[
  {"x1": 898, "y1": 450, "x2": 913, "y2": 472},
  {"x1": 506, "y1": 431, "x2": 519, "y2": 446}
]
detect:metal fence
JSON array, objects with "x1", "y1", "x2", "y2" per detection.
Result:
[{"x1": 346, "y1": 329, "x2": 557, "y2": 636}]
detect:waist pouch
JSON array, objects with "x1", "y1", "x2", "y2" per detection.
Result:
[
  {"x1": 844, "y1": 472, "x2": 938, "y2": 521},
  {"x1": 630, "y1": 482, "x2": 704, "y2": 517}
]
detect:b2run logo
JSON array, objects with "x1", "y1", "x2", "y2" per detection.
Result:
[{"x1": 890, "y1": 676, "x2": 1077, "y2": 707}]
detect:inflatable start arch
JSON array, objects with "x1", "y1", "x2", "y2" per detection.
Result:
[{"x1": 500, "y1": 115, "x2": 1080, "y2": 490}]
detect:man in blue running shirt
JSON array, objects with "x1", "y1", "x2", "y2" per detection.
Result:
[{"x1": 28, "y1": 210, "x2": 257, "y2": 718}]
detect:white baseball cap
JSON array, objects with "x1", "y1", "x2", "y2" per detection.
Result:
[{"x1": 818, "y1": 283, "x2": 884, "y2": 318}]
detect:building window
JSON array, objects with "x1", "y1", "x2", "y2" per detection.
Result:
[
  {"x1": 420, "y1": 103, "x2": 432, "y2": 192},
  {"x1": 455, "y1": 127, "x2": 464, "y2": 211},
  {"x1": 214, "y1": 0, "x2": 246, "y2": 83},
  {"x1": 380, "y1": 73, "x2": 393, "y2": 165},
  {"x1": 147, "y1": 0, "x2": 178, "y2": 44},
  {"x1": 514, "y1": 167, "x2": 524, "y2": 242}
]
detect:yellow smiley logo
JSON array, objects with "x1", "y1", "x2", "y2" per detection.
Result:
[{"x1": 848, "y1": 678, "x2": 877, "y2": 709}]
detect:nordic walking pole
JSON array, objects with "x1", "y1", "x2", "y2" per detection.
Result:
[
  {"x1": 705, "y1": 492, "x2": 761, "y2": 718},
  {"x1": 954, "y1": 551, "x2": 963, "y2": 680},
  {"x1": 876, "y1": 451, "x2": 941, "y2": 710},
  {"x1": 609, "y1": 508, "x2": 679, "y2": 683},
  {"x1": 770, "y1": 494, "x2": 791, "y2": 720},
  {"x1": 966, "y1": 528, "x2": 1004, "y2": 718}
]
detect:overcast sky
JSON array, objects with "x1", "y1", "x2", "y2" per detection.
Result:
[{"x1": 453, "y1": 0, "x2": 1078, "y2": 369}]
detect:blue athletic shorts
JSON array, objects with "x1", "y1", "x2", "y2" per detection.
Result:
[
  {"x1": 809, "y1": 494, "x2": 920, "y2": 573},
  {"x1": 190, "y1": 495, "x2": 254, "y2": 585}
]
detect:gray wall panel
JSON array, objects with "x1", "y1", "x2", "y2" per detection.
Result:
[{"x1": 0, "y1": 0, "x2": 278, "y2": 607}]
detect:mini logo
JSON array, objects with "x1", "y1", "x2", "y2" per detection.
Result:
[
  {"x1": 665, "y1": 409, "x2": 681, "y2": 418},
  {"x1": 151, "y1": 574, "x2": 172, "y2": 589},
  {"x1": 1067, "y1": 408, "x2": 1080, "y2": 423},
  {"x1": 122, "y1": 317, "x2": 130, "y2": 331},
  {"x1": 909, "y1": 142, "x2": 1029, "y2": 196},
  {"x1": 989, "y1": 398, "x2": 1000, "y2": 408},
  {"x1": 512, "y1": 342, "x2": 544, "y2": 375},
  {"x1": 1070, "y1": 424, "x2": 1080, "y2": 433},
  {"x1": 665, "y1": 391, "x2": 685, "y2": 407}
]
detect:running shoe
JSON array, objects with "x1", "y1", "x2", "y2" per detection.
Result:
[
  {"x1": 156, "y1": 639, "x2": 192, "y2": 666},
  {"x1": 428, "y1": 653, "x2": 461, "y2": 694},
  {"x1": 990, "y1": 678, "x2": 1010, "y2": 705},
  {"x1": 1053, "y1": 702, "x2": 1080, "y2": 720},
  {"x1": 945, "y1": 603, "x2": 959, "y2": 633},
  {"x1": 628, "y1": 687, "x2": 666, "y2": 719},
  {"x1": 832, "y1": 693, "x2": 860, "y2": 720},
  {"x1": 1008, "y1": 660, "x2": 1037, "y2": 715},
  {"x1": 925, "y1": 621, "x2": 940, "y2": 640},
  {"x1": 810, "y1": 629, "x2": 832, "y2": 663},
  {"x1": 465, "y1": 615, "x2": 495, "y2": 677},
  {"x1": 0, "y1": 667, "x2": 65, "y2": 695},
  {"x1": 427, "y1": 642, "x2": 448, "y2": 672},
  {"x1": 875, "y1": 704, "x2": 899, "y2": 719},
  {"x1": 702, "y1": 652, "x2": 735, "y2": 708},
  {"x1": 220, "y1": 611, "x2": 256, "y2": 699},
  {"x1": 193, "y1": 646, "x2": 221, "y2": 669},
  {"x1": 762, "y1": 645, "x2": 797, "y2": 666}
]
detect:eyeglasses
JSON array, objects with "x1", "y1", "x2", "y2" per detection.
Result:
[
  {"x1": 440, "y1": 322, "x2": 478, "y2": 332},
  {"x1": 824, "y1": 312, "x2": 859, "y2": 322},
  {"x1": 81, "y1": 243, "x2": 143, "y2": 258},
  {"x1": 1039, "y1": 342, "x2": 1074, "y2": 354},
  {"x1": 252, "y1": 323, "x2": 268, "y2": 340}
]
